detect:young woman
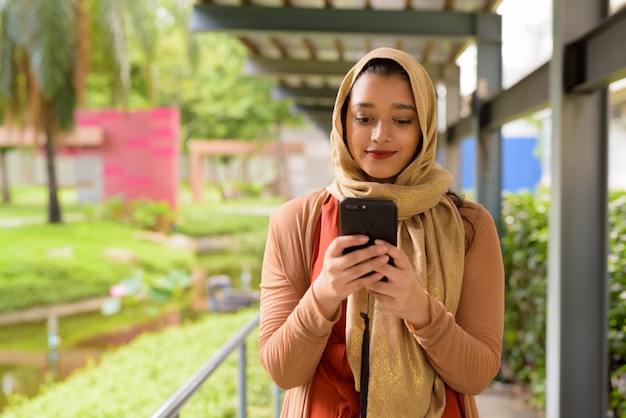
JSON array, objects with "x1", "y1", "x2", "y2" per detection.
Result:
[{"x1": 259, "y1": 47, "x2": 504, "y2": 418}]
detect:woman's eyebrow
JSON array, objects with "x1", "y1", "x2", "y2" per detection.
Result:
[
  {"x1": 352, "y1": 102, "x2": 374, "y2": 109},
  {"x1": 392, "y1": 103, "x2": 417, "y2": 112},
  {"x1": 351, "y1": 102, "x2": 417, "y2": 112}
]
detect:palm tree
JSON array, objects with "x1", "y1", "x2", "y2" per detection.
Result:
[{"x1": 0, "y1": 0, "x2": 161, "y2": 223}]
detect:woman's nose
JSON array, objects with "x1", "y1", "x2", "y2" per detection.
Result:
[{"x1": 371, "y1": 120, "x2": 391, "y2": 143}]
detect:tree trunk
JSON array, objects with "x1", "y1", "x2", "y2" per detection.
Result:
[
  {"x1": 44, "y1": 107, "x2": 63, "y2": 223},
  {"x1": 0, "y1": 148, "x2": 11, "y2": 204}
]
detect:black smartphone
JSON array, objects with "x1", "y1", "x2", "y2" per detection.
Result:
[{"x1": 339, "y1": 197, "x2": 397, "y2": 280}]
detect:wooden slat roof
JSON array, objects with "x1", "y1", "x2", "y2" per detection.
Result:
[{"x1": 192, "y1": 0, "x2": 504, "y2": 129}]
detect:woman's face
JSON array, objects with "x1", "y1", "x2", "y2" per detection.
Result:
[{"x1": 345, "y1": 73, "x2": 421, "y2": 183}]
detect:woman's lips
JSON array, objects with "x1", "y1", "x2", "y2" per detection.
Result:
[{"x1": 366, "y1": 150, "x2": 395, "y2": 160}]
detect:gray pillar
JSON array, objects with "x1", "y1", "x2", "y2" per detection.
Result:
[
  {"x1": 475, "y1": 13, "x2": 503, "y2": 218},
  {"x1": 547, "y1": 1, "x2": 609, "y2": 417},
  {"x1": 443, "y1": 65, "x2": 461, "y2": 128},
  {"x1": 445, "y1": 142, "x2": 462, "y2": 194},
  {"x1": 442, "y1": 65, "x2": 462, "y2": 192}
]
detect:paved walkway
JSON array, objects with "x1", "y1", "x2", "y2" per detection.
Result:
[
  {"x1": 476, "y1": 382, "x2": 544, "y2": 418},
  {"x1": 0, "y1": 212, "x2": 86, "y2": 228}
]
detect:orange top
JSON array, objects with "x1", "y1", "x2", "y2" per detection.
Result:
[{"x1": 307, "y1": 196, "x2": 464, "y2": 417}]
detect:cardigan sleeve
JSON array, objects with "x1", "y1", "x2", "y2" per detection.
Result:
[
  {"x1": 258, "y1": 193, "x2": 341, "y2": 390},
  {"x1": 405, "y1": 202, "x2": 505, "y2": 395}
]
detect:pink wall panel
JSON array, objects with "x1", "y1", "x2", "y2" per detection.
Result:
[{"x1": 75, "y1": 108, "x2": 180, "y2": 209}]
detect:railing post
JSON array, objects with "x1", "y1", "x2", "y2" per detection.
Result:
[
  {"x1": 274, "y1": 384, "x2": 282, "y2": 418},
  {"x1": 238, "y1": 341, "x2": 247, "y2": 418},
  {"x1": 150, "y1": 313, "x2": 260, "y2": 418}
]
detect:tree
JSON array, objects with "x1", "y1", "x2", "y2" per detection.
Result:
[
  {"x1": 148, "y1": 31, "x2": 299, "y2": 142},
  {"x1": 140, "y1": 28, "x2": 301, "y2": 197},
  {"x1": 0, "y1": 0, "x2": 159, "y2": 223}
]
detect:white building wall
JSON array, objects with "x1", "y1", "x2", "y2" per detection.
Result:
[
  {"x1": 281, "y1": 125, "x2": 334, "y2": 199},
  {"x1": 7, "y1": 150, "x2": 76, "y2": 187},
  {"x1": 609, "y1": 118, "x2": 626, "y2": 191}
]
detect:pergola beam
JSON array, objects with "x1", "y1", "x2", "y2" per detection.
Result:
[
  {"x1": 191, "y1": 4, "x2": 501, "y2": 41},
  {"x1": 481, "y1": 62, "x2": 550, "y2": 130},
  {"x1": 447, "y1": 8, "x2": 626, "y2": 141},
  {"x1": 565, "y1": 6, "x2": 626, "y2": 93},
  {"x1": 244, "y1": 57, "x2": 354, "y2": 77},
  {"x1": 294, "y1": 104, "x2": 334, "y2": 118},
  {"x1": 273, "y1": 86, "x2": 338, "y2": 107},
  {"x1": 274, "y1": 86, "x2": 338, "y2": 100},
  {"x1": 244, "y1": 57, "x2": 447, "y2": 81}
]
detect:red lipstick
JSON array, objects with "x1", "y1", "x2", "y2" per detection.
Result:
[{"x1": 367, "y1": 150, "x2": 395, "y2": 160}]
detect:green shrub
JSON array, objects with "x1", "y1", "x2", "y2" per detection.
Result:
[
  {"x1": 501, "y1": 190, "x2": 626, "y2": 415},
  {"x1": 608, "y1": 191, "x2": 626, "y2": 415},
  {"x1": 1, "y1": 310, "x2": 274, "y2": 418},
  {"x1": 100, "y1": 197, "x2": 178, "y2": 234},
  {"x1": 500, "y1": 191, "x2": 549, "y2": 406}
]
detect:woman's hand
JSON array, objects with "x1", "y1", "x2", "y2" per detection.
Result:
[
  {"x1": 313, "y1": 235, "x2": 390, "y2": 319},
  {"x1": 366, "y1": 240, "x2": 431, "y2": 329}
]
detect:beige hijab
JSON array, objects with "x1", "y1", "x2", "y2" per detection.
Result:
[{"x1": 326, "y1": 47, "x2": 465, "y2": 417}]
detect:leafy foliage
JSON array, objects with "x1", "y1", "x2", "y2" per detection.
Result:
[
  {"x1": 85, "y1": 0, "x2": 193, "y2": 108},
  {"x1": 89, "y1": 5, "x2": 301, "y2": 142},
  {"x1": 159, "y1": 31, "x2": 298, "y2": 142},
  {"x1": 500, "y1": 191, "x2": 548, "y2": 405},
  {"x1": 101, "y1": 269, "x2": 192, "y2": 316},
  {"x1": 99, "y1": 196, "x2": 179, "y2": 233},
  {"x1": 500, "y1": 190, "x2": 626, "y2": 415},
  {"x1": 608, "y1": 191, "x2": 626, "y2": 416}
]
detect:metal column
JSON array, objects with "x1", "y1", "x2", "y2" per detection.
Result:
[
  {"x1": 474, "y1": 13, "x2": 503, "y2": 218},
  {"x1": 546, "y1": 0, "x2": 609, "y2": 417},
  {"x1": 441, "y1": 64, "x2": 462, "y2": 192}
]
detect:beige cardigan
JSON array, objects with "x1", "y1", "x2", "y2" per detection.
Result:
[{"x1": 259, "y1": 190, "x2": 504, "y2": 417}]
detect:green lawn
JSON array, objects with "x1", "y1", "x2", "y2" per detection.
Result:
[
  {"x1": 0, "y1": 220, "x2": 196, "y2": 313},
  {"x1": 0, "y1": 184, "x2": 282, "y2": 313}
]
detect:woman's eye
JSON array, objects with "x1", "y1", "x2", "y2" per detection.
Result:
[
  {"x1": 395, "y1": 119, "x2": 412, "y2": 125},
  {"x1": 355, "y1": 116, "x2": 372, "y2": 123}
]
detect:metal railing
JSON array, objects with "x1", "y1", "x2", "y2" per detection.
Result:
[{"x1": 150, "y1": 312, "x2": 279, "y2": 418}]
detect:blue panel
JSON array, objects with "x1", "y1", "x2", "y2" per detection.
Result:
[
  {"x1": 435, "y1": 147, "x2": 445, "y2": 166},
  {"x1": 459, "y1": 136, "x2": 541, "y2": 194},
  {"x1": 460, "y1": 137, "x2": 475, "y2": 190},
  {"x1": 502, "y1": 137, "x2": 541, "y2": 192}
]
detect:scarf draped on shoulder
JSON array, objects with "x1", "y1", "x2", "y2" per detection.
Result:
[{"x1": 326, "y1": 47, "x2": 465, "y2": 417}]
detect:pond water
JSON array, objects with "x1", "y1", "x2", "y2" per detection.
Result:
[{"x1": 0, "y1": 306, "x2": 202, "y2": 413}]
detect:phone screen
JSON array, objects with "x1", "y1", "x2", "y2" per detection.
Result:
[
  {"x1": 339, "y1": 197, "x2": 397, "y2": 246},
  {"x1": 339, "y1": 198, "x2": 397, "y2": 280}
]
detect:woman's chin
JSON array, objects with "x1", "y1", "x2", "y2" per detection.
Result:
[{"x1": 365, "y1": 172, "x2": 397, "y2": 183}]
